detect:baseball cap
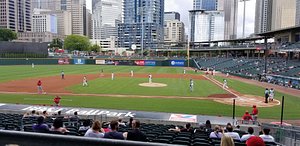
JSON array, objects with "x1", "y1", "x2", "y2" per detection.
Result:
[{"x1": 246, "y1": 136, "x2": 265, "y2": 146}]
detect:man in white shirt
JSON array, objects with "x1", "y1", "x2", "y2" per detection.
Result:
[
  {"x1": 224, "y1": 125, "x2": 240, "y2": 141},
  {"x1": 241, "y1": 127, "x2": 255, "y2": 142},
  {"x1": 259, "y1": 128, "x2": 275, "y2": 142}
]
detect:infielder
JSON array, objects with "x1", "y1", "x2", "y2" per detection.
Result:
[
  {"x1": 148, "y1": 74, "x2": 152, "y2": 83},
  {"x1": 183, "y1": 69, "x2": 186, "y2": 75},
  {"x1": 83, "y1": 76, "x2": 88, "y2": 87},
  {"x1": 37, "y1": 80, "x2": 43, "y2": 94},
  {"x1": 223, "y1": 79, "x2": 228, "y2": 88},
  {"x1": 111, "y1": 72, "x2": 114, "y2": 80},
  {"x1": 189, "y1": 79, "x2": 194, "y2": 92},
  {"x1": 130, "y1": 70, "x2": 134, "y2": 77},
  {"x1": 61, "y1": 70, "x2": 65, "y2": 79}
]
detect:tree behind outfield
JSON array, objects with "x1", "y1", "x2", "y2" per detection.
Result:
[
  {"x1": 64, "y1": 35, "x2": 90, "y2": 51},
  {"x1": 88, "y1": 44, "x2": 101, "y2": 52},
  {"x1": 0, "y1": 28, "x2": 17, "y2": 41},
  {"x1": 49, "y1": 38, "x2": 63, "y2": 48}
]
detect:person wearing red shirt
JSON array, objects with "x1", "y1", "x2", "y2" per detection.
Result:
[
  {"x1": 252, "y1": 105, "x2": 258, "y2": 122},
  {"x1": 54, "y1": 96, "x2": 61, "y2": 106},
  {"x1": 242, "y1": 111, "x2": 253, "y2": 124},
  {"x1": 37, "y1": 80, "x2": 43, "y2": 94}
]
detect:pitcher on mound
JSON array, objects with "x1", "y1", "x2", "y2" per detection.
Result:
[{"x1": 148, "y1": 74, "x2": 152, "y2": 83}]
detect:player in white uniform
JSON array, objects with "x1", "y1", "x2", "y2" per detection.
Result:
[
  {"x1": 189, "y1": 79, "x2": 194, "y2": 92},
  {"x1": 111, "y1": 72, "x2": 114, "y2": 80},
  {"x1": 32, "y1": 63, "x2": 35, "y2": 68},
  {"x1": 130, "y1": 70, "x2": 134, "y2": 77},
  {"x1": 148, "y1": 74, "x2": 152, "y2": 83},
  {"x1": 82, "y1": 76, "x2": 88, "y2": 87},
  {"x1": 269, "y1": 88, "x2": 274, "y2": 102},
  {"x1": 223, "y1": 79, "x2": 228, "y2": 88},
  {"x1": 183, "y1": 69, "x2": 186, "y2": 75}
]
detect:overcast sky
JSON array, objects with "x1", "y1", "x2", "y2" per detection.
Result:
[{"x1": 87, "y1": 0, "x2": 256, "y2": 38}]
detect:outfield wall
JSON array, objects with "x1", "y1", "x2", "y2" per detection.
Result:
[{"x1": 0, "y1": 58, "x2": 190, "y2": 67}]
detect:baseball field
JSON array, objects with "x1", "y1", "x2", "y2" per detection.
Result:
[{"x1": 0, "y1": 65, "x2": 299, "y2": 121}]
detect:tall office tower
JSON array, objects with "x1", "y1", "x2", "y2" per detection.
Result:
[
  {"x1": 296, "y1": 0, "x2": 300, "y2": 25},
  {"x1": 118, "y1": 0, "x2": 164, "y2": 50},
  {"x1": 92, "y1": 0, "x2": 122, "y2": 40},
  {"x1": 223, "y1": 0, "x2": 238, "y2": 39},
  {"x1": 164, "y1": 12, "x2": 180, "y2": 21},
  {"x1": 0, "y1": 0, "x2": 31, "y2": 32},
  {"x1": 66, "y1": 0, "x2": 86, "y2": 35},
  {"x1": 254, "y1": 0, "x2": 272, "y2": 33},
  {"x1": 193, "y1": 0, "x2": 217, "y2": 11},
  {"x1": 32, "y1": 9, "x2": 57, "y2": 33},
  {"x1": 271, "y1": 0, "x2": 296, "y2": 30},
  {"x1": 189, "y1": 10, "x2": 224, "y2": 42},
  {"x1": 31, "y1": 0, "x2": 61, "y2": 10}
]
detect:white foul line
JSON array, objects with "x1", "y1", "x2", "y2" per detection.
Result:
[
  {"x1": 202, "y1": 75, "x2": 240, "y2": 98},
  {"x1": 24, "y1": 98, "x2": 73, "y2": 101}
]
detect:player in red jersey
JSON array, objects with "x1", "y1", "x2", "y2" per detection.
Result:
[{"x1": 54, "y1": 95, "x2": 61, "y2": 106}]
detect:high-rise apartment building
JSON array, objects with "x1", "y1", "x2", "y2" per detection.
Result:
[
  {"x1": 164, "y1": 12, "x2": 180, "y2": 21},
  {"x1": 296, "y1": 0, "x2": 300, "y2": 25},
  {"x1": 118, "y1": 0, "x2": 164, "y2": 50},
  {"x1": 0, "y1": 0, "x2": 31, "y2": 32},
  {"x1": 254, "y1": 0, "x2": 272, "y2": 33},
  {"x1": 189, "y1": 10, "x2": 224, "y2": 42},
  {"x1": 271, "y1": 0, "x2": 296, "y2": 30},
  {"x1": 164, "y1": 20, "x2": 185, "y2": 43},
  {"x1": 193, "y1": 0, "x2": 218, "y2": 11},
  {"x1": 223, "y1": 0, "x2": 238, "y2": 39},
  {"x1": 92, "y1": 0, "x2": 122, "y2": 40}
]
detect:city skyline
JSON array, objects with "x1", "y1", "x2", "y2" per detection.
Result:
[{"x1": 87, "y1": 0, "x2": 255, "y2": 38}]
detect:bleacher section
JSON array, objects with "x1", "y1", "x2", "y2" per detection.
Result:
[{"x1": 0, "y1": 112, "x2": 279, "y2": 146}]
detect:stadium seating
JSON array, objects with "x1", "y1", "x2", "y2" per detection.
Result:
[{"x1": 0, "y1": 112, "x2": 283, "y2": 146}]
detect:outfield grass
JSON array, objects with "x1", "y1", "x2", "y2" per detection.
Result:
[
  {"x1": 0, "y1": 65, "x2": 191, "y2": 83},
  {"x1": 0, "y1": 65, "x2": 299, "y2": 120},
  {"x1": 67, "y1": 78, "x2": 227, "y2": 97}
]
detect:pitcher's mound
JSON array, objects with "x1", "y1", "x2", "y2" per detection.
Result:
[{"x1": 139, "y1": 83, "x2": 167, "y2": 87}]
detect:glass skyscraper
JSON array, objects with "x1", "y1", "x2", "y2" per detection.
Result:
[
  {"x1": 193, "y1": 0, "x2": 217, "y2": 11},
  {"x1": 118, "y1": 0, "x2": 164, "y2": 50}
]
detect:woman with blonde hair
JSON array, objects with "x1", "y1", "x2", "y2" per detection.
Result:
[
  {"x1": 84, "y1": 120, "x2": 105, "y2": 138},
  {"x1": 221, "y1": 135, "x2": 235, "y2": 146}
]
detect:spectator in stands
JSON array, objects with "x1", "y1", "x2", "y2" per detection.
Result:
[
  {"x1": 32, "y1": 116, "x2": 49, "y2": 133},
  {"x1": 84, "y1": 121, "x2": 105, "y2": 138},
  {"x1": 125, "y1": 120, "x2": 147, "y2": 142},
  {"x1": 205, "y1": 120, "x2": 212, "y2": 132},
  {"x1": 50, "y1": 118, "x2": 69, "y2": 134},
  {"x1": 79, "y1": 119, "x2": 91, "y2": 131},
  {"x1": 209, "y1": 125, "x2": 223, "y2": 139},
  {"x1": 234, "y1": 125, "x2": 240, "y2": 131},
  {"x1": 246, "y1": 136, "x2": 265, "y2": 146},
  {"x1": 118, "y1": 118, "x2": 126, "y2": 127},
  {"x1": 103, "y1": 120, "x2": 124, "y2": 140},
  {"x1": 42, "y1": 111, "x2": 49, "y2": 118},
  {"x1": 30, "y1": 110, "x2": 37, "y2": 117},
  {"x1": 259, "y1": 128, "x2": 275, "y2": 142},
  {"x1": 224, "y1": 125, "x2": 240, "y2": 141},
  {"x1": 102, "y1": 122, "x2": 111, "y2": 132},
  {"x1": 241, "y1": 127, "x2": 255, "y2": 142},
  {"x1": 23, "y1": 112, "x2": 30, "y2": 118},
  {"x1": 242, "y1": 111, "x2": 253, "y2": 122},
  {"x1": 221, "y1": 135, "x2": 234, "y2": 146},
  {"x1": 127, "y1": 117, "x2": 133, "y2": 128},
  {"x1": 169, "y1": 123, "x2": 194, "y2": 133}
]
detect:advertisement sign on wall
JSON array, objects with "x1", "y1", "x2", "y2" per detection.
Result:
[
  {"x1": 134, "y1": 60, "x2": 145, "y2": 66},
  {"x1": 58, "y1": 58, "x2": 69, "y2": 65},
  {"x1": 170, "y1": 60, "x2": 185, "y2": 67},
  {"x1": 74, "y1": 58, "x2": 85, "y2": 65},
  {"x1": 95, "y1": 60, "x2": 105, "y2": 65},
  {"x1": 144, "y1": 60, "x2": 156, "y2": 66}
]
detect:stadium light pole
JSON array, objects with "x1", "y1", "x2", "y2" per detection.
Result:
[{"x1": 240, "y1": 0, "x2": 250, "y2": 38}]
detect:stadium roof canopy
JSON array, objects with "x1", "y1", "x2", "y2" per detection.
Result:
[
  {"x1": 256, "y1": 25, "x2": 300, "y2": 37},
  {"x1": 192, "y1": 37, "x2": 265, "y2": 44}
]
